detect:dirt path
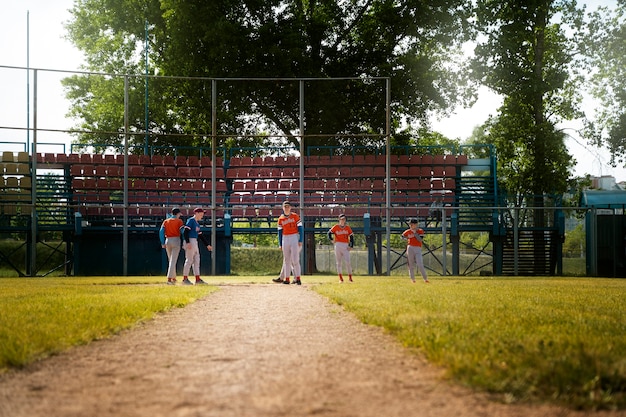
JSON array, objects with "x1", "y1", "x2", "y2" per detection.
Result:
[{"x1": 0, "y1": 284, "x2": 623, "y2": 417}]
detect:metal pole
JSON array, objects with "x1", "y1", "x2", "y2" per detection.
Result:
[
  {"x1": 211, "y1": 79, "x2": 217, "y2": 276},
  {"x1": 144, "y1": 19, "x2": 149, "y2": 155},
  {"x1": 30, "y1": 69, "x2": 37, "y2": 276},
  {"x1": 123, "y1": 76, "x2": 129, "y2": 276},
  {"x1": 513, "y1": 207, "x2": 519, "y2": 276},
  {"x1": 385, "y1": 77, "x2": 391, "y2": 275},
  {"x1": 26, "y1": 11, "x2": 30, "y2": 152},
  {"x1": 299, "y1": 80, "x2": 305, "y2": 272},
  {"x1": 441, "y1": 206, "x2": 447, "y2": 276}
]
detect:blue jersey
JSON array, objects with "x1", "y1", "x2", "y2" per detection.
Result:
[{"x1": 184, "y1": 217, "x2": 201, "y2": 239}]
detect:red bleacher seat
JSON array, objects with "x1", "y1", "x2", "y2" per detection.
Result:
[
  {"x1": 395, "y1": 166, "x2": 409, "y2": 178},
  {"x1": 109, "y1": 179, "x2": 122, "y2": 189},
  {"x1": 191, "y1": 180, "x2": 204, "y2": 191},
  {"x1": 163, "y1": 155, "x2": 175, "y2": 166},
  {"x1": 419, "y1": 179, "x2": 432, "y2": 190},
  {"x1": 94, "y1": 165, "x2": 107, "y2": 176},
  {"x1": 394, "y1": 179, "x2": 409, "y2": 191},
  {"x1": 349, "y1": 166, "x2": 363, "y2": 178},
  {"x1": 432, "y1": 179, "x2": 444, "y2": 190},
  {"x1": 71, "y1": 178, "x2": 84, "y2": 189},
  {"x1": 129, "y1": 165, "x2": 144, "y2": 177},
  {"x1": 199, "y1": 156, "x2": 211, "y2": 166},
  {"x1": 433, "y1": 154, "x2": 445, "y2": 165},
  {"x1": 175, "y1": 156, "x2": 187, "y2": 166},
  {"x1": 108, "y1": 165, "x2": 122, "y2": 177},
  {"x1": 70, "y1": 165, "x2": 83, "y2": 176},
  {"x1": 373, "y1": 166, "x2": 385, "y2": 178},
  {"x1": 375, "y1": 154, "x2": 387, "y2": 165},
  {"x1": 457, "y1": 154, "x2": 468, "y2": 165},
  {"x1": 144, "y1": 179, "x2": 157, "y2": 190},
  {"x1": 421, "y1": 154, "x2": 434, "y2": 165},
  {"x1": 399, "y1": 155, "x2": 411, "y2": 165}
]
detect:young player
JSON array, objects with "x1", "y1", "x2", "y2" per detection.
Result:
[
  {"x1": 159, "y1": 207, "x2": 184, "y2": 285},
  {"x1": 401, "y1": 218, "x2": 429, "y2": 283},
  {"x1": 277, "y1": 200, "x2": 303, "y2": 285},
  {"x1": 181, "y1": 207, "x2": 212, "y2": 285},
  {"x1": 327, "y1": 213, "x2": 354, "y2": 282}
]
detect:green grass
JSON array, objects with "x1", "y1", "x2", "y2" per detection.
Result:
[
  {"x1": 0, "y1": 277, "x2": 216, "y2": 370},
  {"x1": 313, "y1": 276, "x2": 626, "y2": 410}
]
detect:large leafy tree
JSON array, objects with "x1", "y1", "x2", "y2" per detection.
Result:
[
  {"x1": 471, "y1": 0, "x2": 583, "y2": 224},
  {"x1": 582, "y1": 1, "x2": 626, "y2": 166},
  {"x1": 63, "y1": 0, "x2": 474, "y2": 153}
]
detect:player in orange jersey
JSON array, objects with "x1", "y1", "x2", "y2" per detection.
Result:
[
  {"x1": 159, "y1": 207, "x2": 184, "y2": 285},
  {"x1": 276, "y1": 200, "x2": 303, "y2": 285},
  {"x1": 328, "y1": 213, "x2": 354, "y2": 282},
  {"x1": 401, "y1": 218, "x2": 429, "y2": 283}
]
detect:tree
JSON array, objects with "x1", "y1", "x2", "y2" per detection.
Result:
[
  {"x1": 63, "y1": 0, "x2": 474, "y2": 152},
  {"x1": 471, "y1": 0, "x2": 583, "y2": 221},
  {"x1": 582, "y1": 2, "x2": 626, "y2": 166}
]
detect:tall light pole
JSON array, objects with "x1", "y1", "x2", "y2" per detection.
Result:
[{"x1": 144, "y1": 19, "x2": 149, "y2": 155}]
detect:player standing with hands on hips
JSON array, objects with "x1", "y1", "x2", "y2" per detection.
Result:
[
  {"x1": 181, "y1": 207, "x2": 212, "y2": 285},
  {"x1": 328, "y1": 213, "x2": 354, "y2": 283},
  {"x1": 277, "y1": 201, "x2": 303, "y2": 285},
  {"x1": 401, "y1": 218, "x2": 429, "y2": 283},
  {"x1": 159, "y1": 207, "x2": 184, "y2": 285}
]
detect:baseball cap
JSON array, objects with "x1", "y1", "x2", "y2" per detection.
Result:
[
  {"x1": 193, "y1": 207, "x2": 205, "y2": 213},
  {"x1": 409, "y1": 218, "x2": 418, "y2": 224},
  {"x1": 338, "y1": 214, "x2": 346, "y2": 219},
  {"x1": 282, "y1": 200, "x2": 291, "y2": 207},
  {"x1": 171, "y1": 208, "x2": 181, "y2": 215}
]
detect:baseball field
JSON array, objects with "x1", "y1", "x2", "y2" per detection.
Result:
[{"x1": 0, "y1": 275, "x2": 624, "y2": 415}]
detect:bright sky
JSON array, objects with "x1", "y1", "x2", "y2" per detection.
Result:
[{"x1": 1, "y1": 0, "x2": 624, "y2": 181}]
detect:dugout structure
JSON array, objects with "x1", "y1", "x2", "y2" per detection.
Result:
[{"x1": 0, "y1": 66, "x2": 565, "y2": 276}]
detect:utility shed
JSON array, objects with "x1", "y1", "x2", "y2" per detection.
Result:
[{"x1": 581, "y1": 190, "x2": 626, "y2": 277}]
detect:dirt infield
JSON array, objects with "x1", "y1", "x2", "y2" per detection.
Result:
[{"x1": 0, "y1": 284, "x2": 623, "y2": 417}]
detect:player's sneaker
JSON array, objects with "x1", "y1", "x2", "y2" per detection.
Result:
[
  {"x1": 424, "y1": 279, "x2": 430, "y2": 284},
  {"x1": 272, "y1": 277, "x2": 284, "y2": 283},
  {"x1": 349, "y1": 277, "x2": 353, "y2": 282},
  {"x1": 182, "y1": 278, "x2": 193, "y2": 285},
  {"x1": 339, "y1": 277, "x2": 344, "y2": 283},
  {"x1": 195, "y1": 279, "x2": 208, "y2": 285},
  {"x1": 294, "y1": 278, "x2": 302, "y2": 285},
  {"x1": 282, "y1": 278, "x2": 290, "y2": 284},
  {"x1": 167, "y1": 278, "x2": 177, "y2": 285}
]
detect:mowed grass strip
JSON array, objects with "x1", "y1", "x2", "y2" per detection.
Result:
[
  {"x1": 0, "y1": 277, "x2": 216, "y2": 371},
  {"x1": 313, "y1": 277, "x2": 626, "y2": 410}
]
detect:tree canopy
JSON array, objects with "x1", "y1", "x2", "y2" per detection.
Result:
[
  {"x1": 582, "y1": 1, "x2": 626, "y2": 166},
  {"x1": 63, "y1": 0, "x2": 474, "y2": 154},
  {"x1": 471, "y1": 0, "x2": 583, "y2": 203}
]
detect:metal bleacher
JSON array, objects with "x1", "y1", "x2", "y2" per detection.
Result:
[{"x1": 0, "y1": 146, "x2": 500, "y2": 237}]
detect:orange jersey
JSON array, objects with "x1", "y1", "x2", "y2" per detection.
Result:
[
  {"x1": 329, "y1": 224, "x2": 353, "y2": 244},
  {"x1": 402, "y1": 228, "x2": 424, "y2": 247},
  {"x1": 162, "y1": 217, "x2": 183, "y2": 238},
  {"x1": 277, "y1": 212, "x2": 301, "y2": 235}
]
